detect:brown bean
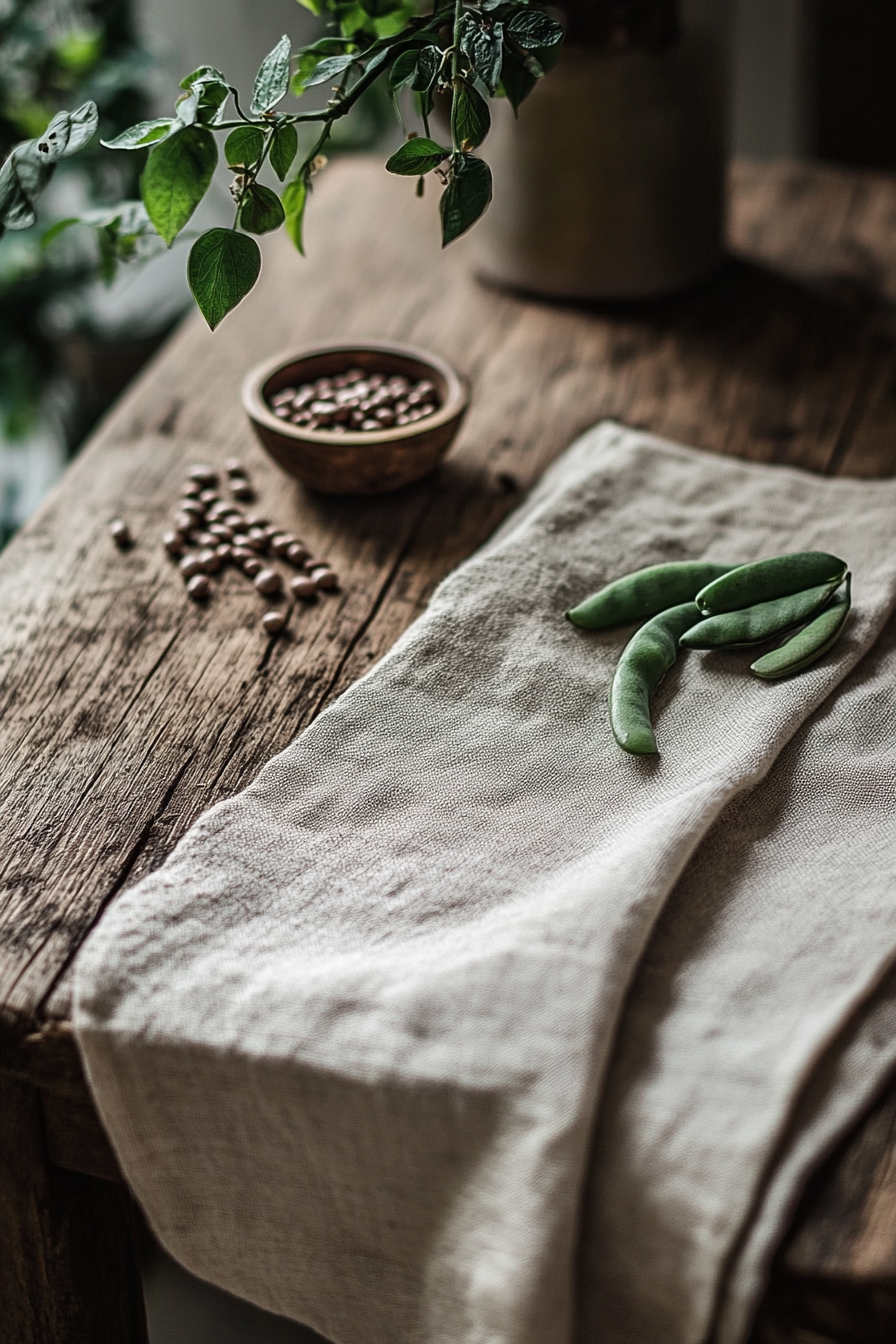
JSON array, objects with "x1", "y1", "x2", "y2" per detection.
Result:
[
  {"x1": 198, "y1": 548, "x2": 222, "y2": 573},
  {"x1": 109, "y1": 519, "x2": 132, "y2": 547},
  {"x1": 311, "y1": 566, "x2": 339, "y2": 591},
  {"x1": 290, "y1": 576, "x2": 317, "y2": 600},
  {"x1": 286, "y1": 543, "x2": 311, "y2": 565},
  {"x1": 181, "y1": 499, "x2": 205, "y2": 518},
  {"x1": 188, "y1": 465, "x2": 218, "y2": 486},
  {"x1": 360, "y1": 419, "x2": 381, "y2": 431},
  {"x1": 209, "y1": 523, "x2": 234, "y2": 541},
  {"x1": 163, "y1": 530, "x2": 184, "y2": 557},
  {"x1": 243, "y1": 514, "x2": 267, "y2": 527},
  {"x1": 242, "y1": 556, "x2": 263, "y2": 576},
  {"x1": 231, "y1": 482, "x2": 254, "y2": 502},
  {"x1": 231, "y1": 545, "x2": 254, "y2": 563},
  {"x1": 199, "y1": 489, "x2": 219, "y2": 506},
  {"x1": 179, "y1": 555, "x2": 205, "y2": 579},
  {"x1": 375, "y1": 408, "x2": 395, "y2": 426},
  {"x1": 254, "y1": 568, "x2": 282, "y2": 595},
  {"x1": 187, "y1": 574, "x2": 211, "y2": 600},
  {"x1": 269, "y1": 388, "x2": 296, "y2": 408},
  {"x1": 182, "y1": 481, "x2": 203, "y2": 498},
  {"x1": 216, "y1": 543, "x2": 232, "y2": 561},
  {"x1": 261, "y1": 610, "x2": 287, "y2": 635},
  {"x1": 270, "y1": 533, "x2": 295, "y2": 555}
]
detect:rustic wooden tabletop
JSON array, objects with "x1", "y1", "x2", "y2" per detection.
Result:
[{"x1": 1, "y1": 157, "x2": 895, "y2": 1343}]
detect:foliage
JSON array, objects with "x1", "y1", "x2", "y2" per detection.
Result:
[
  {"x1": 0, "y1": 0, "x2": 565, "y2": 332},
  {"x1": 0, "y1": 0, "x2": 151, "y2": 440}
]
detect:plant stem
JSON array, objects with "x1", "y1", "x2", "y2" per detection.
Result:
[{"x1": 450, "y1": 0, "x2": 463, "y2": 152}]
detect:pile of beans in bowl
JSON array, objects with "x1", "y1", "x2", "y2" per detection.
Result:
[{"x1": 267, "y1": 368, "x2": 440, "y2": 433}]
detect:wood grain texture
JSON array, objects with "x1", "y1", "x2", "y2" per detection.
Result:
[
  {"x1": 1, "y1": 158, "x2": 896, "y2": 1333},
  {"x1": 0, "y1": 1073, "x2": 147, "y2": 1343}
]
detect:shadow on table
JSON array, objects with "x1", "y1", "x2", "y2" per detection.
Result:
[{"x1": 143, "y1": 1235, "x2": 331, "y2": 1344}]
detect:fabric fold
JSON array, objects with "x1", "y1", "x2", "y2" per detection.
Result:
[{"x1": 74, "y1": 423, "x2": 896, "y2": 1344}]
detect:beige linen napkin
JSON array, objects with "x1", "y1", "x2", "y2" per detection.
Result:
[{"x1": 74, "y1": 423, "x2": 896, "y2": 1344}]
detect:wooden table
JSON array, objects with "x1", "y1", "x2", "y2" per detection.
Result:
[{"x1": 1, "y1": 157, "x2": 895, "y2": 1343}]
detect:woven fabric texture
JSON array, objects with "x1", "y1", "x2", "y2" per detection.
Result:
[{"x1": 74, "y1": 424, "x2": 896, "y2": 1344}]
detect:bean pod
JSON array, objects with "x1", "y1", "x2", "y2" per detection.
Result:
[
  {"x1": 567, "y1": 561, "x2": 738, "y2": 632},
  {"x1": 609, "y1": 602, "x2": 702, "y2": 755},
  {"x1": 750, "y1": 575, "x2": 852, "y2": 679},
  {"x1": 696, "y1": 551, "x2": 846, "y2": 615},
  {"x1": 680, "y1": 577, "x2": 842, "y2": 649}
]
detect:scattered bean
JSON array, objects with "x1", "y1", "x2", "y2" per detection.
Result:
[
  {"x1": 225, "y1": 458, "x2": 247, "y2": 477},
  {"x1": 163, "y1": 530, "x2": 184, "y2": 557},
  {"x1": 290, "y1": 576, "x2": 317, "y2": 600},
  {"x1": 254, "y1": 568, "x2": 282, "y2": 595},
  {"x1": 751, "y1": 575, "x2": 851, "y2": 679},
  {"x1": 680, "y1": 578, "x2": 842, "y2": 649},
  {"x1": 181, "y1": 499, "x2": 205, "y2": 519},
  {"x1": 242, "y1": 556, "x2": 263, "y2": 576},
  {"x1": 188, "y1": 465, "x2": 218, "y2": 487},
  {"x1": 609, "y1": 602, "x2": 702, "y2": 756},
  {"x1": 179, "y1": 555, "x2": 205, "y2": 579},
  {"x1": 270, "y1": 533, "x2": 295, "y2": 555},
  {"x1": 287, "y1": 543, "x2": 310, "y2": 566},
  {"x1": 209, "y1": 523, "x2": 234, "y2": 541},
  {"x1": 232, "y1": 482, "x2": 254, "y2": 502},
  {"x1": 199, "y1": 489, "x2": 219, "y2": 506},
  {"x1": 109, "y1": 519, "x2": 132, "y2": 548},
  {"x1": 310, "y1": 566, "x2": 338, "y2": 591},
  {"x1": 186, "y1": 574, "x2": 211, "y2": 600},
  {"x1": 696, "y1": 551, "x2": 847, "y2": 615},
  {"x1": 262, "y1": 610, "x2": 287, "y2": 635},
  {"x1": 567, "y1": 561, "x2": 738, "y2": 632},
  {"x1": 198, "y1": 548, "x2": 222, "y2": 574}
]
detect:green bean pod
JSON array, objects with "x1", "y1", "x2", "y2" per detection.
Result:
[
  {"x1": 750, "y1": 574, "x2": 852, "y2": 679},
  {"x1": 609, "y1": 602, "x2": 702, "y2": 755},
  {"x1": 696, "y1": 551, "x2": 847, "y2": 615},
  {"x1": 567, "y1": 561, "x2": 738, "y2": 632},
  {"x1": 679, "y1": 577, "x2": 842, "y2": 650}
]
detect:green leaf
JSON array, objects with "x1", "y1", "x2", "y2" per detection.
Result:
[
  {"x1": 282, "y1": 177, "x2": 307, "y2": 255},
  {"x1": 458, "y1": 14, "x2": 504, "y2": 93},
  {"x1": 360, "y1": 0, "x2": 401, "y2": 14},
  {"x1": 224, "y1": 125, "x2": 264, "y2": 168},
  {"x1": 180, "y1": 65, "x2": 226, "y2": 89},
  {"x1": 188, "y1": 228, "x2": 261, "y2": 330},
  {"x1": 412, "y1": 44, "x2": 441, "y2": 93},
  {"x1": 238, "y1": 183, "x2": 286, "y2": 234},
  {"x1": 35, "y1": 102, "x2": 99, "y2": 160},
  {"x1": 251, "y1": 34, "x2": 291, "y2": 114},
  {"x1": 386, "y1": 137, "x2": 449, "y2": 176},
  {"x1": 388, "y1": 48, "x2": 418, "y2": 95},
  {"x1": 270, "y1": 124, "x2": 298, "y2": 180},
  {"x1": 301, "y1": 53, "x2": 356, "y2": 88},
  {"x1": 440, "y1": 153, "x2": 492, "y2": 245},
  {"x1": 140, "y1": 125, "x2": 218, "y2": 246},
  {"x1": 102, "y1": 118, "x2": 177, "y2": 150},
  {"x1": 40, "y1": 217, "x2": 79, "y2": 247},
  {"x1": 451, "y1": 79, "x2": 491, "y2": 152},
  {"x1": 506, "y1": 9, "x2": 565, "y2": 50},
  {"x1": 498, "y1": 48, "x2": 538, "y2": 114}
]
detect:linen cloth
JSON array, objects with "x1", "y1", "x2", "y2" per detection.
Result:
[{"x1": 74, "y1": 423, "x2": 896, "y2": 1344}]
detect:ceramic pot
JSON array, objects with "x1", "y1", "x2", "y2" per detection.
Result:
[{"x1": 476, "y1": 0, "x2": 731, "y2": 300}]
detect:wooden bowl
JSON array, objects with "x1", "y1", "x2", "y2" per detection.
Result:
[{"x1": 242, "y1": 341, "x2": 468, "y2": 495}]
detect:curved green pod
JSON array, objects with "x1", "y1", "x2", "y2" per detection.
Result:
[
  {"x1": 696, "y1": 551, "x2": 847, "y2": 615},
  {"x1": 609, "y1": 602, "x2": 702, "y2": 755},
  {"x1": 751, "y1": 575, "x2": 852, "y2": 679},
  {"x1": 567, "y1": 561, "x2": 738, "y2": 632},
  {"x1": 680, "y1": 578, "x2": 841, "y2": 650}
]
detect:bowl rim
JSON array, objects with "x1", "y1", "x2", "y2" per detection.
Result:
[{"x1": 241, "y1": 339, "x2": 468, "y2": 447}]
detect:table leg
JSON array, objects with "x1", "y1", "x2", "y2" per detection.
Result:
[{"x1": 0, "y1": 1072, "x2": 148, "y2": 1344}]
